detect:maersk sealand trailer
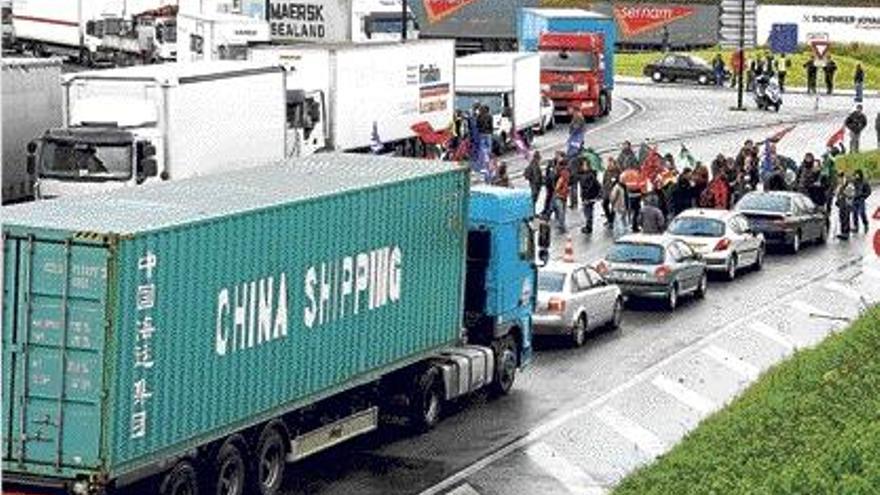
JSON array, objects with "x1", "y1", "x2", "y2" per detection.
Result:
[{"x1": 1, "y1": 154, "x2": 544, "y2": 495}]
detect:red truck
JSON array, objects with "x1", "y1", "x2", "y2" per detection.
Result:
[{"x1": 518, "y1": 9, "x2": 617, "y2": 120}]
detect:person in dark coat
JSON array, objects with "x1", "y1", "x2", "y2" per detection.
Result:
[
  {"x1": 823, "y1": 58, "x2": 837, "y2": 95},
  {"x1": 854, "y1": 63, "x2": 865, "y2": 103},
  {"x1": 542, "y1": 154, "x2": 560, "y2": 216},
  {"x1": 616, "y1": 141, "x2": 639, "y2": 170},
  {"x1": 602, "y1": 157, "x2": 621, "y2": 228},
  {"x1": 671, "y1": 168, "x2": 695, "y2": 216},
  {"x1": 852, "y1": 169, "x2": 872, "y2": 234},
  {"x1": 845, "y1": 105, "x2": 868, "y2": 154},
  {"x1": 579, "y1": 163, "x2": 602, "y2": 235},
  {"x1": 804, "y1": 58, "x2": 817, "y2": 94},
  {"x1": 639, "y1": 194, "x2": 666, "y2": 234},
  {"x1": 524, "y1": 151, "x2": 543, "y2": 207}
]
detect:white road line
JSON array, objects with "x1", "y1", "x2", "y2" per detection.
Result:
[
  {"x1": 651, "y1": 375, "x2": 715, "y2": 415},
  {"x1": 445, "y1": 483, "x2": 482, "y2": 495},
  {"x1": 748, "y1": 321, "x2": 796, "y2": 352},
  {"x1": 788, "y1": 300, "x2": 834, "y2": 319},
  {"x1": 824, "y1": 281, "x2": 863, "y2": 301},
  {"x1": 701, "y1": 345, "x2": 760, "y2": 381},
  {"x1": 594, "y1": 407, "x2": 665, "y2": 459},
  {"x1": 525, "y1": 442, "x2": 607, "y2": 495}
]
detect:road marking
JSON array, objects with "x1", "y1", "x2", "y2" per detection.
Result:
[
  {"x1": 594, "y1": 406, "x2": 665, "y2": 459},
  {"x1": 748, "y1": 321, "x2": 796, "y2": 351},
  {"x1": 701, "y1": 345, "x2": 760, "y2": 381},
  {"x1": 416, "y1": 256, "x2": 864, "y2": 495},
  {"x1": 788, "y1": 300, "x2": 834, "y2": 319},
  {"x1": 824, "y1": 281, "x2": 862, "y2": 301},
  {"x1": 525, "y1": 442, "x2": 607, "y2": 495},
  {"x1": 445, "y1": 483, "x2": 481, "y2": 495},
  {"x1": 651, "y1": 375, "x2": 715, "y2": 415}
]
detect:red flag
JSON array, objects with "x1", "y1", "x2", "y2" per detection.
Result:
[
  {"x1": 826, "y1": 126, "x2": 846, "y2": 148},
  {"x1": 768, "y1": 125, "x2": 796, "y2": 144}
]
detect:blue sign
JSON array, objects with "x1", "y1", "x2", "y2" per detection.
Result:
[{"x1": 769, "y1": 23, "x2": 798, "y2": 54}]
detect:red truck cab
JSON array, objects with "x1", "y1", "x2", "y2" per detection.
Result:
[{"x1": 537, "y1": 32, "x2": 608, "y2": 119}]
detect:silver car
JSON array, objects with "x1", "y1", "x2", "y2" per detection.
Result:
[
  {"x1": 597, "y1": 234, "x2": 708, "y2": 310},
  {"x1": 534, "y1": 261, "x2": 623, "y2": 347},
  {"x1": 666, "y1": 209, "x2": 765, "y2": 280}
]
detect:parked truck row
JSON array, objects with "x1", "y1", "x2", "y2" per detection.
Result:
[{"x1": 1, "y1": 154, "x2": 549, "y2": 495}]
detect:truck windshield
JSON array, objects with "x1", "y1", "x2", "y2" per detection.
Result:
[
  {"x1": 39, "y1": 141, "x2": 132, "y2": 181},
  {"x1": 159, "y1": 21, "x2": 177, "y2": 43},
  {"x1": 455, "y1": 93, "x2": 504, "y2": 116},
  {"x1": 540, "y1": 51, "x2": 597, "y2": 72}
]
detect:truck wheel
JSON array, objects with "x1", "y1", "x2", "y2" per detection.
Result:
[
  {"x1": 208, "y1": 441, "x2": 247, "y2": 495},
  {"x1": 160, "y1": 461, "x2": 200, "y2": 495},
  {"x1": 490, "y1": 337, "x2": 517, "y2": 397},
  {"x1": 253, "y1": 425, "x2": 287, "y2": 495},
  {"x1": 410, "y1": 367, "x2": 443, "y2": 432}
]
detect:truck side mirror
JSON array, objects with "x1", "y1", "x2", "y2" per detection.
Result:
[
  {"x1": 26, "y1": 141, "x2": 38, "y2": 175},
  {"x1": 137, "y1": 158, "x2": 158, "y2": 183},
  {"x1": 537, "y1": 222, "x2": 551, "y2": 266}
]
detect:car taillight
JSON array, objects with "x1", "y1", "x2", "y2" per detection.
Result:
[
  {"x1": 548, "y1": 297, "x2": 566, "y2": 313},
  {"x1": 772, "y1": 218, "x2": 787, "y2": 226},
  {"x1": 714, "y1": 238, "x2": 731, "y2": 251},
  {"x1": 596, "y1": 260, "x2": 609, "y2": 275},
  {"x1": 655, "y1": 265, "x2": 672, "y2": 282}
]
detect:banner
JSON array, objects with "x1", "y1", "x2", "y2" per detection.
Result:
[{"x1": 757, "y1": 5, "x2": 880, "y2": 45}]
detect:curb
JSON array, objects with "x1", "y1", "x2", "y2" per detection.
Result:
[{"x1": 616, "y1": 76, "x2": 880, "y2": 100}]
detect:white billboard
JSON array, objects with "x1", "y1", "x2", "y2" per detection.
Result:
[{"x1": 757, "y1": 5, "x2": 880, "y2": 45}]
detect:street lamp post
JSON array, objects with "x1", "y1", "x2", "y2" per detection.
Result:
[
  {"x1": 401, "y1": 0, "x2": 408, "y2": 42},
  {"x1": 736, "y1": 0, "x2": 745, "y2": 110}
]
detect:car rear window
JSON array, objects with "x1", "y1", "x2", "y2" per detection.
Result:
[
  {"x1": 607, "y1": 243, "x2": 664, "y2": 265},
  {"x1": 538, "y1": 271, "x2": 566, "y2": 292},
  {"x1": 668, "y1": 217, "x2": 725, "y2": 237},
  {"x1": 736, "y1": 194, "x2": 791, "y2": 213}
]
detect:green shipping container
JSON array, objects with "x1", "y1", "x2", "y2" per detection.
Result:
[{"x1": 2, "y1": 154, "x2": 469, "y2": 483}]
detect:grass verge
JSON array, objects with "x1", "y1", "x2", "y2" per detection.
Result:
[
  {"x1": 616, "y1": 45, "x2": 880, "y2": 92},
  {"x1": 836, "y1": 150, "x2": 880, "y2": 182},
  {"x1": 614, "y1": 306, "x2": 880, "y2": 495}
]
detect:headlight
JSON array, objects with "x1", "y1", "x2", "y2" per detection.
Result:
[{"x1": 541, "y1": 84, "x2": 551, "y2": 91}]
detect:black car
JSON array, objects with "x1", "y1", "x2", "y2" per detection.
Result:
[
  {"x1": 734, "y1": 191, "x2": 829, "y2": 253},
  {"x1": 643, "y1": 54, "x2": 728, "y2": 86}
]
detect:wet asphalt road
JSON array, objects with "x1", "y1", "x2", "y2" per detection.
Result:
[{"x1": 276, "y1": 83, "x2": 880, "y2": 495}]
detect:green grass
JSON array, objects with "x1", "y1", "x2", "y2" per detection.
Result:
[
  {"x1": 836, "y1": 150, "x2": 880, "y2": 182},
  {"x1": 617, "y1": 45, "x2": 880, "y2": 92},
  {"x1": 614, "y1": 307, "x2": 880, "y2": 495}
]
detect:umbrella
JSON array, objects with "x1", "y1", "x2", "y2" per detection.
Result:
[{"x1": 582, "y1": 148, "x2": 603, "y2": 172}]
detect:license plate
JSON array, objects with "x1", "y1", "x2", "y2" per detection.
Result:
[{"x1": 616, "y1": 271, "x2": 646, "y2": 281}]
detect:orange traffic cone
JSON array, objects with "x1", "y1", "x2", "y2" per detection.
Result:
[{"x1": 563, "y1": 236, "x2": 575, "y2": 263}]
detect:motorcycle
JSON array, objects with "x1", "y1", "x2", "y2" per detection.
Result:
[{"x1": 754, "y1": 74, "x2": 782, "y2": 112}]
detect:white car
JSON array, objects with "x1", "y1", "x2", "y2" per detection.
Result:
[
  {"x1": 533, "y1": 260, "x2": 623, "y2": 347},
  {"x1": 535, "y1": 95, "x2": 555, "y2": 134},
  {"x1": 666, "y1": 209, "x2": 765, "y2": 281}
]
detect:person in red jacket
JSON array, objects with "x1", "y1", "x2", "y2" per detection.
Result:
[{"x1": 729, "y1": 49, "x2": 744, "y2": 89}]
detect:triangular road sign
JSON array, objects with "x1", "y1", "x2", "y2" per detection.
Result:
[{"x1": 812, "y1": 40, "x2": 830, "y2": 59}]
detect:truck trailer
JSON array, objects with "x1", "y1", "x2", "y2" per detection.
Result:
[
  {"x1": 175, "y1": 10, "x2": 270, "y2": 63},
  {"x1": 25, "y1": 61, "x2": 288, "y2": 199},
  {"x1": 518, "y1": 8, "x2": 616, "y2": 120},
  {"x1": 248, "y1": 40, "x2": 454, "y2": 157},
  {"x1": 1, "y1": 57, "x2": 62, "y2": 204},
  {"x1": 1, "y1": 154, "x2": 540, "y2": 495},
  {"x1": 454, "y1": 52, "x2": 541, "y2": 149}
]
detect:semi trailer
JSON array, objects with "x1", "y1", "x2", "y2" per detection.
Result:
[
  {"x1": 25, "y1": 61, "x2": 288, "y2": 199},
  {"x1": 1, "y1": 153, "x2": 543, "y2": 495}
]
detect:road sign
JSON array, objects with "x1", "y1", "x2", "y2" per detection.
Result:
[
  {"x1": 769, "y1": 23, "x2": 798, "y2": 54},
  {"x1": 812, "y1": 40, "x2": 830, "y2": 59}
]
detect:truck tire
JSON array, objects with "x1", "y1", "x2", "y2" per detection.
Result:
[
  {"x1": 410, "y1": 367, "x2": 443, "y2": 432},
  {"x1": 253, "y1": 425, "x2": 287, "y2": 495},
  {"x1": 207, "y1": 441, "x2": 247, "y2": 495},
  {"x1": 489, "y1": 336, "x2": 517, "y2": 397},
  {"x1": 160, "y1": 461, "x2": 200, "y2": 495}
]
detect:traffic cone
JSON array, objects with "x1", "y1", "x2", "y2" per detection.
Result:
[{"x1": 563, "y1": 236, "x2": 575, "y2": 263}]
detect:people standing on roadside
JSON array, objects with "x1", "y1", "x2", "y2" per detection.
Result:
[
  {"x1": 835, "y1": 172, "x2": 854, "y2": 240},
  {"x1": 568, "y1": 155, "x2": 582, "y2": 210},
  {"x1": 610, "y1": 177, "x2": 628, "y2": 239},
  {"x1": 845, "y1": 104, "x2": 868, "y2": 154},
  {"x1": 671, "y1": 167, "x2": 695, "y2": 216},
  {"x1": 579, "y1": 162, "x2": 602, "y2": 236},
  {"x1": 640, "y1": 194, "x2": 666, "y2": 234},
  {"x1": 729, "y1": 50, "x2": 743, "y2": 89},
  {"x1": 712, "y1": 54, "x2": 726, "y2": 87},
  {"x1": 804, "y1": 58, "x2": 817, "y2": 95},
  {"x1": 616, "y1": 141, "x2": 639, "y2": 170},
  {"x1": 823, "y1": 57, "x2": 837, "y2": 95},
  {"x1": 797, "y1": 153, "x2": 818, "y2": 194},
  {"x1": 854, "y1": 63, "x2": 865, "y2": 103},
  {"x1": 627, "y1": 182, "x2": 642, "y2": 233},
  {"x1": 777, "y1": 53, "x2": 788, "y2": 92},
  {"x1": 602, "y1": 157, "x2": 620, "y2": 228},
  {"x1": 852, "y1": 169, "x2": 872, "y2": 234},
  {"x1": 542, "y1": 154, "x2": 559, "y2": 216},
  {"x1": 493, "y1": 163, "x2": 511, "y2": 188},
  {"x1": 524, "y1": 151, "x2": 543, "y2": 207},
  {"x1": 661, "y1": 26, "x2": 670, "y2": 53},
  {"x1": 553, "y1": 159, "x2": 571, "y2": 233}
]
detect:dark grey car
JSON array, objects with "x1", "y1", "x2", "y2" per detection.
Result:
[{"x1": 597, "y1": 234, "x2": 708, "y2": 310}]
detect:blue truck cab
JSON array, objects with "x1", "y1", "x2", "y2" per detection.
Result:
[{"x1": 466, "y1": 185, "x2": 536, "y2": 369}]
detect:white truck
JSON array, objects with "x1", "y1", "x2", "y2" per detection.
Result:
[
  {"x1": 249, "y1": 39, "x2": 454, "y2": 157},
  {"x1": 455, "y1": 52, "x2": 541, "y2": 149},
  {"x1": 26, "y1": 62, "x2": 288, "y2": 199},
  {"x1": 176, "y1": 10, "x2": 270, "y2": 63},
  {"x1": 91, "y1": 4, "x2": 177, "y2": 64},
  {"x1": 10, "y1": 0, "x2": 175, "y2": 64},
  {"x1": 2, "y1": 58, "x2": 63, "y2": 204}
]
